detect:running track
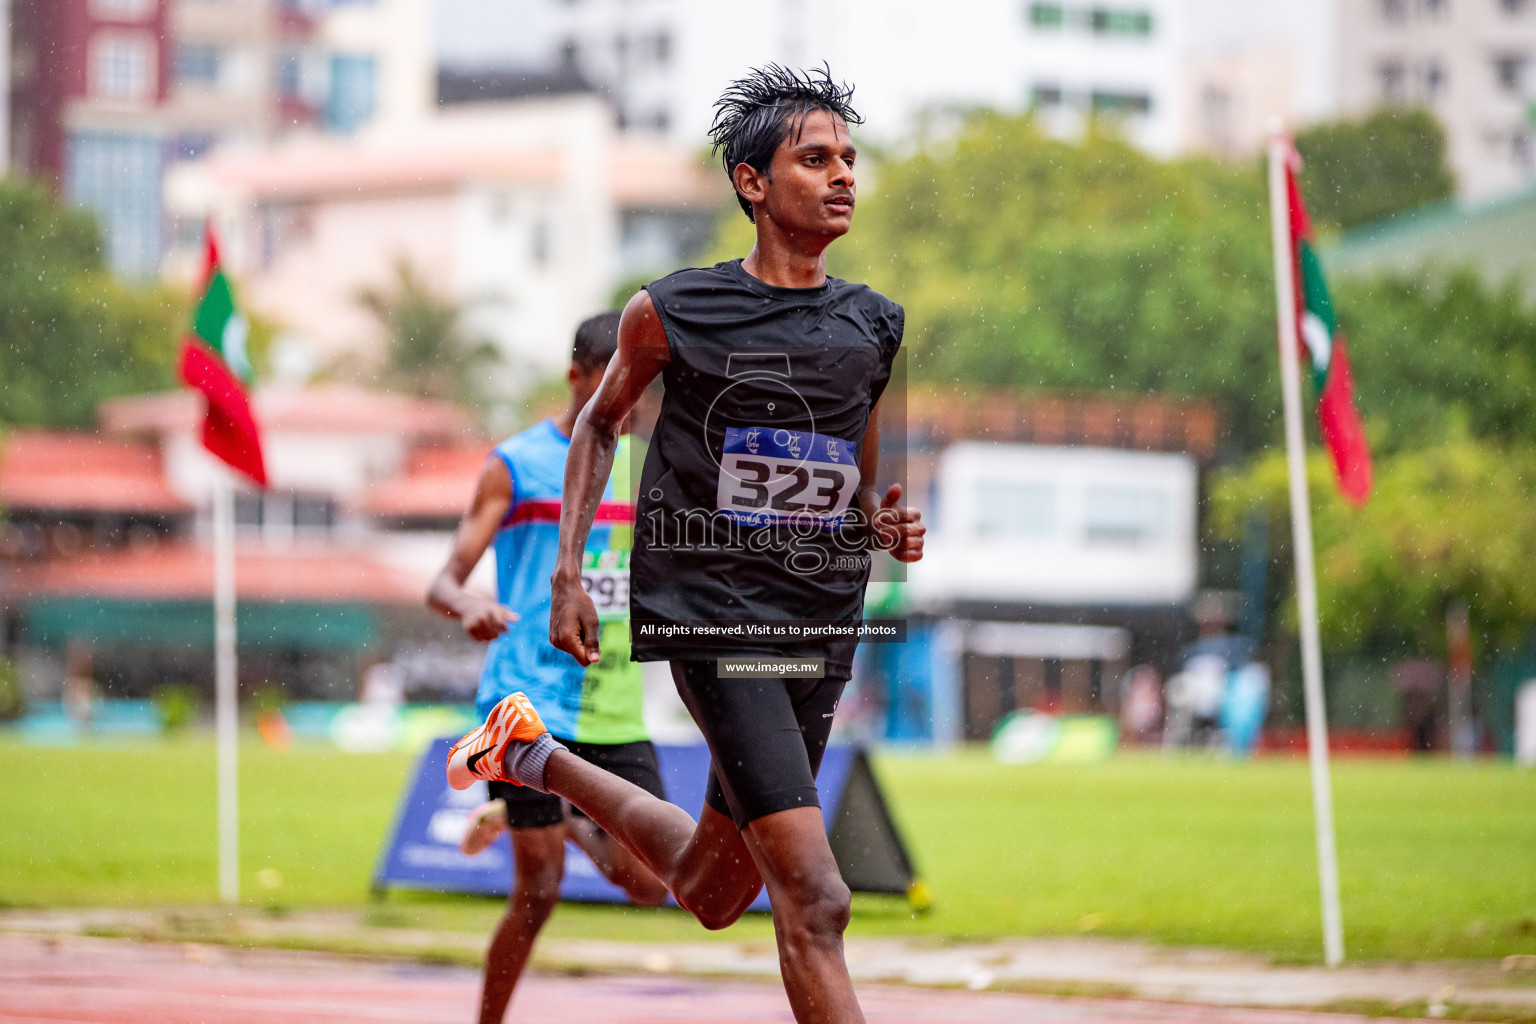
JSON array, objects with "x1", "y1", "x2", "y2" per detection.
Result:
[{"x1": 0, "y1": 934, "x2": 1420, "y2": 1024}]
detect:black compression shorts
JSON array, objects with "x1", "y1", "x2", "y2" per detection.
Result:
[
  {"x1": 489, "y1": 738, "x2": 665, "y2": 830},
  {"x1": 670, "y1": 660, "x2": 847, "y2": 830}
]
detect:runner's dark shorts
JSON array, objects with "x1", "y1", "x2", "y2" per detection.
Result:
[
  {"x1": 489, "y1": 738, "x2": 665, "y2": 830},
  {"x1": 671, "y1": 660, "x2": 848, "y2": 830}
]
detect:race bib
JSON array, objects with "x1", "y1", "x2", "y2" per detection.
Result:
[
  {"x1": 581, "y1": 548, "x2": 630, "y2": 621},
  {"x1": 716, "y1": 426, "x2": 860, "y2": 528}
]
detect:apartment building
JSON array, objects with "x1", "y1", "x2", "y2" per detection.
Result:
[{"x1": 1337, "y1": 0, "x2": 1536, "y2": 199}]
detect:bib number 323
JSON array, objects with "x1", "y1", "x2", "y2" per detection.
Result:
[{"x1": 716, "y1": 426, "x2": 860, "y2": 528}]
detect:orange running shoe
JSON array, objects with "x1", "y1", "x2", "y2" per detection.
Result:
[{"x1": 446, "y1": 692, "x2": 550, "y2": 790}]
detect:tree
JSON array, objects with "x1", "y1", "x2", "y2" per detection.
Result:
[
  {"x1": 0, "y1": 180, "x2": 185, "y2": 428},
  {"x1": 1211, "y1": 433, "x2": 1536, "y2": 657},
  {"x1": 1334, "y1": 271, "x2": 1536, "y2": 452},
  {"x1": 356, "y1": 259, "x2": 501, "y2": 410},
  {"x1": 1292, "y1": 108, "x2": 1455, "y2": 230},
  {"x1": 701, "y1": 110, "x2": 1536, "y2": 458},
  {"x1": 811, "y1": 115, "x2": 1286, "y2": 451}
]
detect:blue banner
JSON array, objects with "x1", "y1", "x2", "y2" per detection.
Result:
[{"x1": 373, "y1": 740, "x2": 859, "y2": 911}]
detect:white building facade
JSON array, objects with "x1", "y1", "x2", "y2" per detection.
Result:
[
  {"x1": 164, "y1": 97, "x2": 718, "y2": 382},
  {"x1": 1336, "y1": 0, "x2": 1536, "y2": 200},
  {"x1": 438, "y1": 0, "x2": 1336, "y2": 158}
]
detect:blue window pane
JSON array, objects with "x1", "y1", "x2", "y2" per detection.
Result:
[
  {"x1": 177, "y1": 44, "x2": 221, "y2": 86},
  {"x1": 277, "y1": 51, "x2": 305, "y2": 99},
  {"x1": 326, "y1": 54, "x2": 377, "y2": 133},
  {"x1": 65, "y1": 131, "x2": 164, "y2": 278}
]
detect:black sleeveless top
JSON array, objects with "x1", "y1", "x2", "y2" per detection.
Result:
[{"x1": 629, "y1": 259, "x2": 904, "y2": 669}]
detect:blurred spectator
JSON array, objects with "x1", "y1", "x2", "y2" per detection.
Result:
[
  {"x1": 1516, "y1": 680, "x2": 1536, "y2": 768},
  {"x1": 1118, "y1": 664, "x2": 1163, "y2": 744},
  {"x1": 62, "y1": 642, "x2": 94, "y2": 729},
  {"x1": 1165, "y1": 596, "x2": 1261, "y2": 752}
]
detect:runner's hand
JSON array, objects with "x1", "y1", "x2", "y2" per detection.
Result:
[
  {"x1": 462, "y1": 598, "x2": 518, "y2": 642},
  {"x1": 550, "y1": 571, "x2": 602, "y2": 665},
  {"x1": 872, "y1": 484, "x2": 925, "y2": 563}
]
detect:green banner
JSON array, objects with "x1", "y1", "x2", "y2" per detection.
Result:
[{"x1": 24, "y1": 597, "x2": 378, "y2": 653}]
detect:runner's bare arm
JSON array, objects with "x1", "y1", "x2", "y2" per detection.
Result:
[
  {"x1": 858, "y1": 400, "x2": 925, "y2": 563},
  {"x1": 428, "y1": 457, "x2": 520, "y2": 641},
  {"x1": 549, "y1": 289, "x2": 671, "y2": 665}
]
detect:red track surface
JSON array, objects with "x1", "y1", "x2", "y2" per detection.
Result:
[{"x1": 0, "y1": 933, "x2": 1397, "y2": 1024}]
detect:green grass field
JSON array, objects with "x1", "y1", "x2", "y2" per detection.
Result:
[{"x1": 1, "y1": 736, "x2": 1532, "y2": 963}]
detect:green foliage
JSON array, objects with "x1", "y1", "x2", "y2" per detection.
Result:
[
  {"x1": 813, "y1": 115, "x2": 1287, "y2": 451},
  {"x1": 1335, "y1": 271, "x2": 1536, "y2": 452},
  {"x1": 693, "y1": 110, "x2": 1536, "y2": 456},
  {"x1": 1293, "y1": 107, "x2": 1455, "y2": 230},
  {"x1": 0, "y1": 659, "x2": 23, "y2": 721},
  {"x1": 356, "y1": 259, "x2": 501, "y2": 411},
  {"x1": 1212, "y1": 433, "x2": 1536, "y2": 654},
  {"x1": 249, "y1": 685, "x2": 288, "y2": 716},
  {"x1": 0, "y1": 180, "x2": 185, "y2": 428},
  {"x1": 152, "y1": 684, "x2": 201, "y2": 732}
]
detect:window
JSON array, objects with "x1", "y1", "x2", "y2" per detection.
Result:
[
  {"x1": 974, "y1": 481, "x2": 1055, "y2": 540},
  {"x1": 530, "y1": 220, "x2": 549, "y2": 266},
  {"x1": 1379, "y1": 60, "x2": 1406, "y2": 101},
  {"x1": 1495, "y1": 54, "x2": 1527, "y2": 93},
  {"x1": 1090, "y1": 89, "x2": 1151, "y2": 114},
  {"x1": 276, "y1": 49, "x2": 307, "y2": 99},
  {"x1": 1084, "y1": 486, "x2": 1166, "y2": 545},
  {"x1": 1421, "y1": 59, "x2": 1445, "y2": 98},
  {"x1": 654, "y1": 31, "x2": 672, "y2": 65},
  {"x1": 1031, "y1": 83, "x2": 1063, "y2": 107},
  {"x1": 1090, "y1": 8, "x2": 1153, "y2": 34},
  {"x1": 235, "y1": 492, "x2": 337, "y2": 534},
  {"x1": 1030, "y1": 3, "x2": 1065, "y2": 27},
  {"x1": 67, "y1": 131, "x2": 164, "y2": 277},
  {"x1": 1502, "y1": 0, "x2": 1530, "y2": 12},
  {"x1": 560, "y1": 39, "x2": 580, "y2": 69},
  {"x1": 90, "y1": 31, "x2": 156, "y2": 103},
  {"x1": 1420, "y1": 0, "x2": 1446, "y2": 16},
  {"x1": 1380, "y1": 0, "x2": 1407, "y2": 21},
  {"x1": 293, "y1": 495, "x2": 335, "y2": 532},
  {"x1": 91, "y1": 0, "x2": 155, "y2": 20},
  {"x1": 177, "y1": 44, "x2": 221, "y2": 87},
  {"x1": 325, "y1": 54, "x2": 376, "y2": 133},
  {"x1": 175, "y1": 132, "x2": 215, "y2": 160}
]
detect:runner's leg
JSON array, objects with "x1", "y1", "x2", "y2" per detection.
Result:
[
  {"x1": 541, "y1": 753, "x2": 764, "y2": 928},
  {"x1": 670, "y1": 667, "x2": 862, "y2": 1024},
  {"x1": 742, "y1": 806, "x2": 862, "y2": 1024},
  {"x1": 478, "y1": 823, "x2": 565, "y2": 1024}
]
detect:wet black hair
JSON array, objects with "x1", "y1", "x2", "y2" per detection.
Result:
[
  {"x1": 571, "y1": 311, "x2": 621, "y2": 372},
  {"x1": 708, "y1": 63, "x2": 862, "y2": 222}
]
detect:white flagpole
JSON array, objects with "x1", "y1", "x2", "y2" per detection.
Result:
[
  {"x1": 212, "y1": 467, "x2": 240, "y2": 905},
  {"x1": 1267, "y1": 129, "x2": 1344, "y2": 967}
]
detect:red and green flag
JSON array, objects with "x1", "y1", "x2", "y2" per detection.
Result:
[
  {"x1": 178, "y1": 228, "x2": 268, "y2": 488},
  {"x1": 1286, "y1": 151, "x2": 1372, "y2": 506}
]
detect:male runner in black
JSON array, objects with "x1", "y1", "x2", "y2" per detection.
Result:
[{"x1": 446, "y1": 65, "x2": 923, "y2": 1024}]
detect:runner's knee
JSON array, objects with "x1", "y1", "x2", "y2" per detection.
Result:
[
  {"x1": 783, "y1": 869, "x2": 851, "y2": 941},
  {"x1": 677, "y1": 882, "x2": 754, "y2": 931},
  {"x1": 511, "y1": 862, "x2": 563, "y2": 918},
  {"x1": 622, "y1": 875, "x2": 671, "y2": 908}
]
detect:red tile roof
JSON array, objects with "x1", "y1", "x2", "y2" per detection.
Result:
[
  {"x1": 10, "y1": 542, "x2": 422, "y2": 604},
  {"x1": 100, "y1": 384, "x2": 479, "y2": 442},
  {"x1": 358, "y1": 444, "x2": 490, "y2": 519},
  {"x1": 0, "y1": 432, "x2": 190, "y2": 514}
]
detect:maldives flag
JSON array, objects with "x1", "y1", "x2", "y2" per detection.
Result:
[
  {"x1": 178, "y1": 228, "x2": 267, "y2": 487},
  {"x1": 1286, "y1": 150, "x2": 1372, "y2": 506}
]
